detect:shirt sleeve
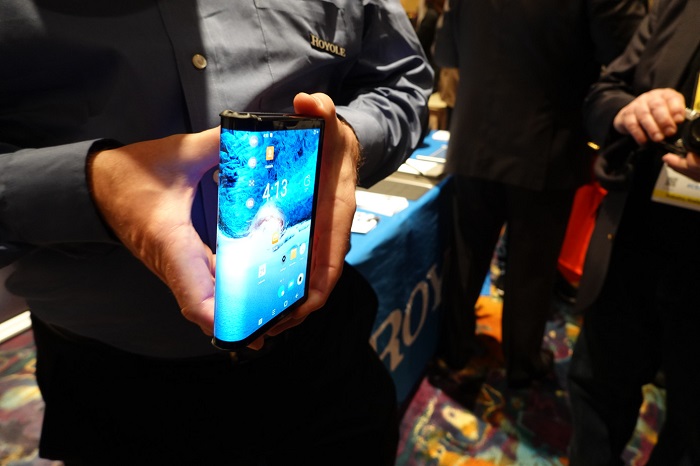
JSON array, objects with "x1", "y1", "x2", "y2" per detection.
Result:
[
  {"x1": 584, "y1": 5, "x2": 656, "y2": 145},
  {"x1": 0, "y1": 140, "x2": 120, "y2": 260},
  {"x1": 587, "y1": 0, "x2": 648, "y2": 66},
  {"x1": 335, "y1": 0, "x2": 434, "y2": 188}
]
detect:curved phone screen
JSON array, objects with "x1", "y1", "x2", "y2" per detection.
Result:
[{"x1": 213, "y1": 113, "x2": 323, "y2": 350}]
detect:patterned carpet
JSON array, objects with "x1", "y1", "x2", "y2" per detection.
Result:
[
  {"x1": 0, "y1": 331, "x2": 56, "y2": 466},
  {"x1": 395, "y1": 286, "x2": 665, "y2": 466},
  {"x1": 0, "y1": 289, "x2": 664, "y2": 465}
]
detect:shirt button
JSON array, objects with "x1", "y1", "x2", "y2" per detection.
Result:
[{"x1": 192, "y1": 53, "x2": 208, "y2": 70}]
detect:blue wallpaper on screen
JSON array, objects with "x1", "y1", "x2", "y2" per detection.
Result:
[
  {"x1": 218, "y1": 128, "x2": 318, "y2": 239},
  {"x1": 214, "y1": 127, "x2": 320, "y2": 345}
]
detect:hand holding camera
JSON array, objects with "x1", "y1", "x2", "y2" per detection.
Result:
[
  {"x1": 658, "y1": 108, "x2": 700, "y2": 156},
  {"x1": 613, "y1": 88, "x2": 687, "y2": 146},
  {"x1": 611, "y1": 89, "x2": 700, "y2": 181},
  {"x1": 662, "y1": 110, "x2": 700, "y2": 182}
]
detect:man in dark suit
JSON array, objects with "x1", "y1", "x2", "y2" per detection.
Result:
[
  {"x1": 569, "y1": 0, "x2": 700, "y2": 463},
  {"x1": 432, "y1": 0, "x2": 646, "y2": 386}
]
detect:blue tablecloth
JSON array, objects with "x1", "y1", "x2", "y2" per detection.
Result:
[{"x1": 347, "y1": 133, "x2": 452, "y2": 405}]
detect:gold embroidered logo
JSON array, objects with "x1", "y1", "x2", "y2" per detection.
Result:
[{"x1": 310, "y1": 33, "x2": 346, "y2": 58}]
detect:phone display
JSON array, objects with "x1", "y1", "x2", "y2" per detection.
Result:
[{"x1": 213, "y1": 111, "x2": 324, "y2": 350}]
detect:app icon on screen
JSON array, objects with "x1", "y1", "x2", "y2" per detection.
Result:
[
  {"x1": 266, "y1": 145, "x2": 275, "y2": 161},
  {"x1": 258, "y1": 263, "x2": 267, "y2": 278}
]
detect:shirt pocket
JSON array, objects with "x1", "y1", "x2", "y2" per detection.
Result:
[{"x1": 253, "y1": 0, "x2": 351, "y2": 63}]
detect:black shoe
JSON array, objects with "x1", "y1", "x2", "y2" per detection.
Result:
[
  {"x1": 653, "y1": 369, "x2": 666, "y2": 388},
  {"x1": 426, "y1": 357, "x2": 486, "y2": 410},
  {"x1": 506, "y1": 349, "x2": 555, "y2": 389}
]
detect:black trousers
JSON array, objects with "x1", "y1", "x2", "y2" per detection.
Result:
[
  {"x1": 440, "y1": 175, "x2": 575, "y2": 378},
  {"x1": 568, "y1": 240, "x2": 700, "y2": 465},
  {"x1": 32, "y1": 265, "x2": 398, "y2": 465},
  {"x1": 568, "y1": 156, "x2": 700, "y2": 465}
]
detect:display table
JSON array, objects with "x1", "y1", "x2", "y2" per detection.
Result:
[{"x1": 347, "y1": 131, "x2": 452, "y2": 404}]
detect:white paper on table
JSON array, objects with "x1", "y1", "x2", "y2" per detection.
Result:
[
  {"x1": 351, "y1": 211, "x2": 380, "y2": 234},
  {"x1": 355, "y1": 190, "x2": 409, "y2": 217}
]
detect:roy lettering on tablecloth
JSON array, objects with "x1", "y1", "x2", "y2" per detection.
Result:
[{"x1": 370, "y1": 263, "x2": 442, "y2": 371}]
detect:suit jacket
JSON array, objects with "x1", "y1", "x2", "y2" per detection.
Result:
[
  {"x1": 434, "y1": 0, "x2": 646, "y2": 191},
  {"x1": 577, "y1": 0, "x2": 700, "y2": 310}
]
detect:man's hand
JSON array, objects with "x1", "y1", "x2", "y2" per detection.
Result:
[
  {"x1": 612, "y1": 88, "x2": 700, "y2": 182},
  {"x1": 663, "y1": 151, "x2": 700, "y2": 182},
  {"x1": 89, "y1": 129, "x2": 220, "y2": 335},
  {"x1": 262, "y1": 93, "x2": 361, "y2": 342},
  {"x1": 89, "y1": 92, "x2": 361, "y2": 349},
  {"x1": 613, "y1": 88, "x2": 686, "y2": 145}
]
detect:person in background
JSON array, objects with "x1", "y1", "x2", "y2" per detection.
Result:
[
  {"x1": 432, "y1": 0, "x2": 646, "y2": 387},
  {"x1": 415, "y1": 0, "x2": 444, "y2": 90},
  {"x1": 438, "y1": 66, "x2": 459, "y2": 129},
  {"x1": 568, "y1": 0, "x2": 700, "y2": 462},
  {"x1": 0, "y1": 1, "x2": 433, "y2": 464}
]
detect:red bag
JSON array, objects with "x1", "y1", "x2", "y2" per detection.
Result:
[{"x1": 557, "y1": 181, "x2": 607, "y2": 286}]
